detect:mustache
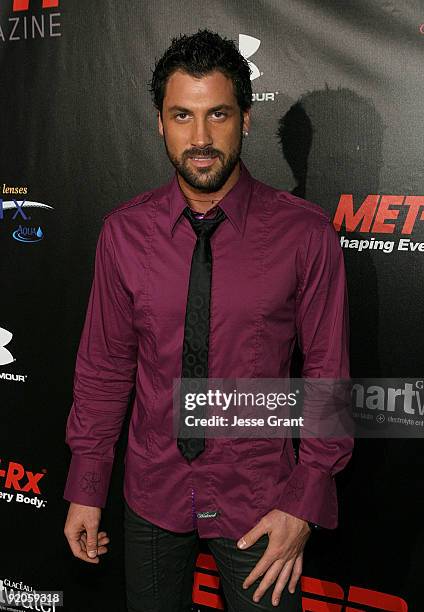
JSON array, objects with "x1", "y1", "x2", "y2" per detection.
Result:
[{"x1": 183, "y1": 148, "x2": 223, "y2": 160}]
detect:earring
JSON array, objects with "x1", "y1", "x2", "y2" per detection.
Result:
[{"x1": 243, "y1": 131, "x2": 249, "y2": 137}]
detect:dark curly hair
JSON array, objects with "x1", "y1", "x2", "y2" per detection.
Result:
[{"x1": 149, "y1": 29, "x2": 252, "y2": 115}]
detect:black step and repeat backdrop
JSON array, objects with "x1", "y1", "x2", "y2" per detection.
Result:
[{"x1": 1, "y1": 1, "x2": 423, "y2": 610}]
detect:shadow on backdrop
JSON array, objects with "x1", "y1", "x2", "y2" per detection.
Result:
[
  {"x1": 274, "y1": 89, "x2": 415, "y2": 601},
  {"x1": 278, "y1": 86, "x2": 384, "y2": 380}
]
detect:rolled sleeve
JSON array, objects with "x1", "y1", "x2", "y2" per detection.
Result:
[
  {"x1": 63, "y1": 218, "x2": 138, "y2": 507},
  {"x1": 277, "y1": 218, "x2": 353, "y2": 528}
]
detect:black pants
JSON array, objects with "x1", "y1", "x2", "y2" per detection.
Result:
[{"x1": 124, "y1": 500, "x2": 302, "y2": 612}]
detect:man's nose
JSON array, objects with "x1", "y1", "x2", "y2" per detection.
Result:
[{"x1": 191, "y1": 119, "x2": 212, "y2": 149}]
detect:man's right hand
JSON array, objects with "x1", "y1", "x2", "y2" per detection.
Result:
[{"x1": 64, "y1": 502, "x2": 109, "y2": 564}]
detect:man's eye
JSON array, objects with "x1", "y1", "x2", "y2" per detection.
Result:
[
  {"x1": 176, "y1": 113, "x2": 189, "y2": 120},
  {"x1": 212, "y1": 111, "x2": 226, "y2": 119}
]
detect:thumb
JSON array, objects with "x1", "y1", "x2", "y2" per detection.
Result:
[
  {"x1": 237, "y1": 520, "x2": 266, "y2": 550},
  {"x1": 86, "y1": 525, "x2": 99, "y2": 559}
]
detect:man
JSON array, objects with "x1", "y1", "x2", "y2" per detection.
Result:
[{"x1": 63, "y1": 29, "x2": 353, "y2": 612}]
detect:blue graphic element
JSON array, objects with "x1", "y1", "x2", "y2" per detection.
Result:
[{"x1": 12, "y1": 225, "x2": 44, "y2": 243}]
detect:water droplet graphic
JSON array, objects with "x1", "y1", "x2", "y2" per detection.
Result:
[{"x1": 36, "y1": 227, "x2": 43, "y2": 238}]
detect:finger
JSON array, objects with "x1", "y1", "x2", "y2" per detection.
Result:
[
  {"x1": 74, "y1": 549, "x2": 100, "y2": 564},
  {"x1": 271, "y1": 559, "x2": 297, "y2": 606},
  {"x1": 242, "y1": 546, "x2": 281, "y2": 589},
  {"x1": 250, "y1": 559, "x2": 285, "y2": 603},
  {"x1": 80, "y1": 537, "x2": 87, "y2": 553},
  {"x1": 81, "y1": 532, "x2": 110, "y2": 547},
  {"x1": 83, "y1": 544, "x2": 108, "y2": 556},
  {"x1": 66, "y1": 535, "x2": 100, "y2": 564},
  {"x1": 287, "y1": 553, "x2": 303, "y2": 594},
  {"x1": 86, "y1": 525, "x2": 99, "y2": 559}
]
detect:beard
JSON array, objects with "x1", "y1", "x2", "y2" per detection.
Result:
[{"x1": 163, "y1": 129, "x2": 243, "y2": 193}]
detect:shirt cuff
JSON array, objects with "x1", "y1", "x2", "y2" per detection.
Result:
[
  {"x1": 63, "y1": 455, "x2": 113, "y2": 508},
  {"x1": 276, "y1": 463, "x2": 338, "y2": 529}
]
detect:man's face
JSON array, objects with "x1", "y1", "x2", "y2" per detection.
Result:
[{"x1": 158, "y1": 69, "x2": 250, "y2": 193}]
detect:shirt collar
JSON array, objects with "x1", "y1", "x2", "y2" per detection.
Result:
[{"x1": 168, "y1": 158, "x2": 254, "y2": 238}]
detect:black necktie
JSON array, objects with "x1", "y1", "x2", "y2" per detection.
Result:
[{"x1": 177, "y1": 206, "x2": 227, "y2": 462}]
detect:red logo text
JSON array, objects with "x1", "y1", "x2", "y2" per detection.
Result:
[
  {"x1": 13, "y1": 0, "x2": 59, "y2": 11},
  {"x1": 333, "y1": 194, "x2": 424, "y2": 235},
  {"x1": 0, "y1": 460, "x2": 45, "y2": 494}
]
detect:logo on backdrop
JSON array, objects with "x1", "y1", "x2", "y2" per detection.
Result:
[
  {"x1": 238, "y1": 34, "x2": 280, "y2": 103},
  {"x1": 0, "y1": 0, "x2": 61, "y2": 43},
  {"x1": 334, "y1": 194, "x2": 424, "y2": 254},
  {"x1": 0, "y1": 577, "x2": 62, "y2": 610},
  {"x1": 0, "y1": 459, "x2": 48, "y2": 510},
  {"x1": 239, "y1": 34, "x2": 261, "y2": 80},
  {"x1": 0, "y1": 326, "x2": 27, "y2": 383},
  {"x1": 12, "y1": 0, "x2": 59, "y2": 9},
  {"x1": 0, "y1": 327, "x2": 14, "y2": 366},
  {"x1": 351, "y1": 379, "x2": 424, "y2": 436},
  {"x1": 0, "y1": 187, "x2": 54, "y2": 243}
]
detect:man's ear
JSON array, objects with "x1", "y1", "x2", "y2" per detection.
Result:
[
  {"x1": 158, "y1": 111, "x2": 164, "y2": 137},
  {"x1": 242, "y1": 109, "x2": 251, "y2": 135}
]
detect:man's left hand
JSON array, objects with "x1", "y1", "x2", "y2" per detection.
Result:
[{"x1": 237, "y1": 509, "x2": 311, "y2": 606}]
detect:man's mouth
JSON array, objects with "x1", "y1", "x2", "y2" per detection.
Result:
[{"x1": 188, "y1": 155, "x2": 219, "y2": 168}]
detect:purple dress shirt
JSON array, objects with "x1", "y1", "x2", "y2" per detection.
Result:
[{"x1": 63, "y1": 159, "x2": 353, "y2": 539}]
